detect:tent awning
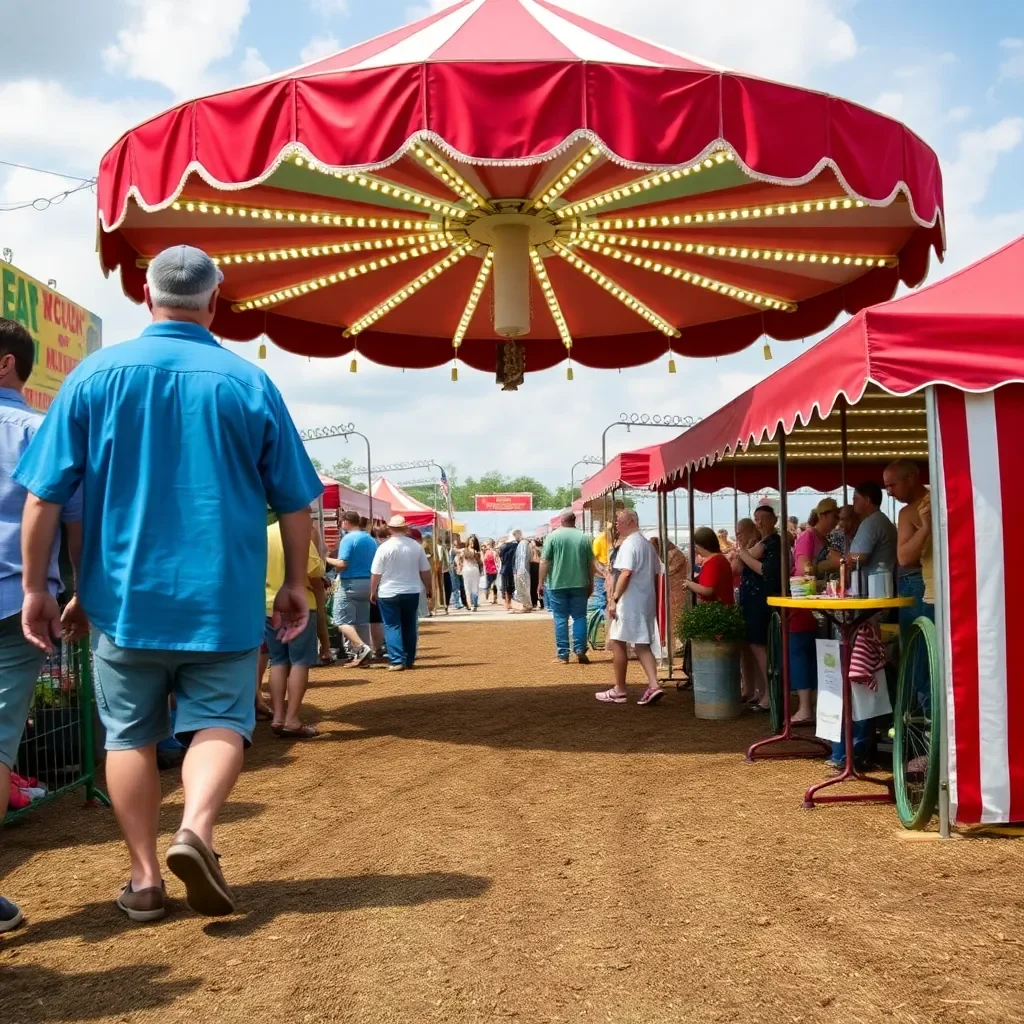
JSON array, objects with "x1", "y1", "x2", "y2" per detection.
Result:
[
  {"x1": 653, "y1": 234, "x2": 1024, "y2": 490},
  {"x1": 318, "y1": 475, "x2": 392, "y2": 520},
  {"x1": 371, "y1": 476, "x2": 448, "y2": 528},
  {"x1": 580, "y1": 444, "x2": 667, "y2": 502}
]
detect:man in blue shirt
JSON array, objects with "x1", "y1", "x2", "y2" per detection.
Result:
[
  {"x1": 327, "y1": 509, "x2": 378, "y2": 666},
  {"x1": 15, "y1": 246, "x2": 322, "y2": 923},
  {"x1": 0, "y1": 318, "x2": 83, "y2": 934}
]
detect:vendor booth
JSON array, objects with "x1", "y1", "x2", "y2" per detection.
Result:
[
  {"x1": 316, "y1": 474, "x2": 392, "y2": 552},
  {"x1": 583, "y1": 235, "x2": 1024, "y2": 835},
  {"x1": 371, "y1": 476, "x2": 451, "y2": 530}
]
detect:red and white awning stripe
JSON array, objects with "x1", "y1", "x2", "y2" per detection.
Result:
[
  {"x1": 934, "y1": 385, "x2": 1024, "y2": 824},
  {"x1": 289, "y1": 0, "x2": 725, "y2": 74}
]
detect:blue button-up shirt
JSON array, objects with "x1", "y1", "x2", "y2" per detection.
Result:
[
  {"x1": 0, "y1": 387, "x2": 82, "y2": 621},
  {"x1": 13, "y1": 321, "x2": 322, "y2": 651}
]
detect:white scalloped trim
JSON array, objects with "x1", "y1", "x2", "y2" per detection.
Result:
[{"x1": 99, "y1": 128, "x2": 946, "y2": 249}]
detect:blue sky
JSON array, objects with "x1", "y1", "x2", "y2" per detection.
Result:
[{"x1": 1, "y1": 0, "x2": 1022, "y2": 526}]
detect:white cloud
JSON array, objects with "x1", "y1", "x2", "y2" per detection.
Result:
[
  {"x1": 312, "y1": 0, "x2": 349, "y2": 12},
  {"x1": 300, "y1": 33, "x2": 340, "y2": 63},
  {"x1": 947, "y1": 105, "x2": 972, "y2": 123},
  {"x1": 0, "y1": 80, "x2": 150, "y2": 172},
  {"x1": 240, "y1": 46, "x2": 271, "y2": 80},
  {"x1": 999, "y1": 37, "x2": 1024, "y2": 80},
  {"x1": 102, "y1": 0, "x2": 251, "y2": 99}
]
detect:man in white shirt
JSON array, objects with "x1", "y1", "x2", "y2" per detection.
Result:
[
  {"x1": 598, "y1": 510, "x2": 664, "y2": 706},
  {"x1": 370, "y1": 515, "x2": 433, "y2": 672}
]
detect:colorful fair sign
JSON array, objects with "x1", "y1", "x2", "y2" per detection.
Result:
[
  {"x1": 474, "y1": 493, "x2": 534, "y2": 512},
  {"x1": 0, "y1": 263, "x2": 102, "y2": 413}
]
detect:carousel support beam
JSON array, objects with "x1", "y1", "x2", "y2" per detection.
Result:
[
  {"x1": 659, "y1": 489, "x2": 673, "y2": 681},
  {"x1": 840, "y1": 397, "x2": 849, "y2": 504},
  {"x1": 926, "y1": 386, "x2": 952, "y2": 840}
]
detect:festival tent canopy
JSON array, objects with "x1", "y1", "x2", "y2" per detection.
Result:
[
  {"x1": 548, "y1": 497, "x2": 584, "y2": 530},
  {"x1": 96, "y1": 0, "x2": 944, "y2": 378},
  {"x1": 580, "y1": 443, "x2": 666, "y2": 502},
  {"x1": 318, "y1": 474, "x2": 392, "y2": 520},
  {"x1": 371, "y1": 476, "x2": 449, "y2": 528},
  {"x1": 647, "y1": 234, "x2": 1024, "y2": 494}
]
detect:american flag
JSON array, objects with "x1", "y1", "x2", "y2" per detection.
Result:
[{"x1": 439, "y1": 467, "x2": 450, "y2": 501}]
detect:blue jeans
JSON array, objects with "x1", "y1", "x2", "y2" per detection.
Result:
[
  {"x1": 449, "y1": 569, "x2": 464, "y2": 609},
  {"x1": 0, "y1": 613, "x2": 46, "y2": 769},
  {"x1": 378, "y1": 592, "x2": 421, "y2": 667},
  {"x1": 588, "y1": 574, "x2": 607, "y2": 612},
  {"x1": 546, "y1": 587, "x2": 589, "y2": 659},
  {"x1": 831, "y1": 719, "x2": 874, "y2": 765},
  {"x1": 788, "y1": 630, "x2": 818, "y2": 691}
]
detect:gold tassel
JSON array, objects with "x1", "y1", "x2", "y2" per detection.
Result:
[
  {"x1": 349, "y1": 357, "x2": 358, "y2": 373},
  {"x1": 451, "y1": 364, "x2": 458, "y2": 382},
  {"x1": 566, "y1": 364, "x2": 574, "y2": 381},
  {"x1": 257, "y1": 343, "x2": 267, "y2": 360},
  {"x1": 763, "y1": 342, "x2": 773, "y2": 361},
  {"x1": 668, "y1": 356, "x2": 677, "y2": 374}
]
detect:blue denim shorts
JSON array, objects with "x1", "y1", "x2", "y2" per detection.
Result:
[
  {"x1": 92, "y1": 633, "x2": 258, "y2": 751},
  {"x1": 264, "y1": 613, "x2": 319, "y2": 668},
  {"x1": 0, "y1": 613, "x2": 47, "y2": 769},
  {"x1": 333, "y1": 577, "x2": 371, "y2": 627}
]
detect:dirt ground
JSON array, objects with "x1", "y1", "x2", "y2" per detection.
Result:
[{"x1": 3, "y1": 617, "x2": 1024, "y2": 1024}]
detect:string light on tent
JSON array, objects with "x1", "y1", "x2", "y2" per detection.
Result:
[
  {"x1": 410, "y1": 144, "x2": 493, "y2": 212},
  {"x1": 550, "y1": 241, "x2": 680, "y2": 338},
  {"x1": 575, "y1": 239, "x2": 797, "y2": 312},
  {"x1": 533, "y1": 146, "x2": 602, "y2": 210},
  {"x1": 169, "y1": 199, "x2": 440, "y2": 232},
  {"x1": 579, "y1": 233, "x2": 898, "y2": 269},
  {"x1": 529, "y1": 247, "x2": 573, "y2": 353},
  {"x1": 587, "y1": 196, "x2": 867, "y2": 232},
  {"x1": 230, "y1": 240, "x2": 454, "y2": 312},
  {"x1": 452, "y1": 250, "x2": 495, "y2": 350},
  {"x1": 292, "y1": 156, "x2": 470, "y2": 220},
  {"x1": 557, "y1": 151, "x2": 733, "y2": 218},
  {"x1": 344, "y1": 242, "x2": 476, "y2": 337}
]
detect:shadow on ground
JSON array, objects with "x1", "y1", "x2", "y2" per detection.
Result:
[
  {"x1": 2, "y1": 962, "x2": 201, "y2": 1021},
  {"x1": 327, "y1": 684, "x2": 767, "y2": 754},
  {"x1": 2, "y1": 872, "x2": 491, "y2": 947}
]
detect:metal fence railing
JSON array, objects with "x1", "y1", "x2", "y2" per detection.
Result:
[{"x1": 3, "y1": 636, "x2": 109, "y2": 826}]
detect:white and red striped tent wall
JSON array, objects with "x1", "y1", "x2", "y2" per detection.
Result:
[{"x1": 934, "y1": 384, "x2": 1024, "y2": 824}]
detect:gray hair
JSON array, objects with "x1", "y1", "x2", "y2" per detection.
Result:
[
  {"x1": 146, "y1": 245, "x2": 223, "y2": 311},
  {"x1": 619, "y1": 509, "x2": 639, "y2": 527}
]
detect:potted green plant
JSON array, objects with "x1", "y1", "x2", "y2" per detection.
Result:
[{"x1": 677, "y1": 601, "x2": 747, "y2": 719}]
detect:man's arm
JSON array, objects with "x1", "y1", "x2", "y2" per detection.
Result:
[
  {"x1": 419, "y1": 570, "x2": 433, "y2": 598},
  {"x1": 21, "y1": 495, "x2": 63, "y2": 651},
  {"x1": 269, "y1": 511, "x2": 313, "y2": 642},
  {"x1": 370, "y1": 573, "x2": 381, "y2": 603},
  {"x1": 538, "y1": 559, "x2": 550, "y2": 593},
  {"x1": 897, "y1": 503, "x2": 930, "y2": 567}
]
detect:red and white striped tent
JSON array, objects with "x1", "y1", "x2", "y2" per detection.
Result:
[
  {"x1": 632, "y1": 235, "x2": 1024, "y2": 828},
  {"x1": 371, "y1": 477, "x2": 449, "y2": 529},
  {"x1": 318, "y1": 474, "x2": 392, "y2": 520}
]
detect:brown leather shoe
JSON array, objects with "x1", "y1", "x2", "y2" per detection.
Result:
[
  {"x1": 116, "y1": 880, "x2": 166, "y2": 922},
  {"x1": 166, "y1": 829, "x2": 234, "y2": 916}
]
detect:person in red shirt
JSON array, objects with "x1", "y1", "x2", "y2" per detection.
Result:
[{"x1": 684, "y1": 527, "x2": 735, "y2": 605}]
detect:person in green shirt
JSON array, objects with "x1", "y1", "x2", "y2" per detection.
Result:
[{"x1": 539, "y1": 511, "x2": 596, "y2": 664}]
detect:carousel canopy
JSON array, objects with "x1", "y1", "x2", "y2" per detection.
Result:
[
  {"x1": 609, "y1": 235, "x2": 1024, "y2": 493},
  {"x1": 97, "y1": 0, "x2": 945, "y2": 379},
  {"x1": 371, "y1": 476, "x2": 447, "y2": 528}
]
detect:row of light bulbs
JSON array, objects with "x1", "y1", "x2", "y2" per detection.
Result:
[
  {"x1": 345, "y1": 243, "x2": 476, "y2": 337},
  {"x1": 452, "y1": 251, "x2": 494, "y2": 349},
  {"x1": 550, "y1": 242, "x2": 679, "y2": 338},
  {"x1": 575, "y1": 239, "x2": 795, "y2": 312},
  {"x1": 292, "y1": 156, "x2": 469, "y2": 219},
  {"x1": 232, "y1": 241, "x2": 453, "y2": 311},
  {"x1": 210, "y1": 234, "x2": 451, "y2": 267},
  {"x1": 588, "y1": 197, "x2": 867, "y2": 232},
  {"x1": 529, "y1": 247, "x2": 573, "y2": 352},
  {"x1": 534, "y1": 146, "x2": 601, "y2": 210},
  {"x1": 580, "y1": 232, "x2": 897, "y2": 269},
  {"x1": 169, "y1": 199, "x2": 440, "y2": 232},
  {"x1": 411, "y1": 146, "x2": 491, "y2": 211},
  {"x1": 557, "y1": 152, "x2": 734, "y2": 218}
]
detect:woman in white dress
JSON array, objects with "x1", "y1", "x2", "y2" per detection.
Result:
[
  {"x1": 598, "y1": 509, "x2": 664, "y2": 706},
  {"x1": 513, "y1": 534, "x2": 534, "y2": 611},
  {"x1": 461, "y1": 535, "x2": 484, "y2": 612}
]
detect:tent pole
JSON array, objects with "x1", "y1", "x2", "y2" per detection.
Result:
[
  {"x1": 733, "y1": 464, "x2": 739, "y2": 534},
  {"x1": 662, "y1": 490, "x2": 673, "y2": 680},
  {"x1": 840, "y1": 397, "x2": 849, "y2": 505},
  {"x1": 926, "y1": 386, "x2": 952, "y2": 839},
  {"x1": 778, "y1": 434, "x2": 792, "y2": 728},
  {"x1": 673, "y1": 490, "x2": 678, "y2": 547},
  {"x1": 686, "y1": 470, "x2": 696, "y2": 581}
]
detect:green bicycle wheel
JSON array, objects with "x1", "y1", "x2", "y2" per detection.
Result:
[
  {"x1": 766, "y1": 612, "x2": 784, "y2": 734},
  {"x1": 893, "y1": 616, "x2": 941, "y2": 830},
  {"x1": 587, "y1": 607, "x2": 606, "y2": 652}
]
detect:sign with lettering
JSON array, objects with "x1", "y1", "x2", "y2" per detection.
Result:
[
  {"x1": 0, "y1": 263, "x2": 102, "y2": 413},
  {"x1": 474, "y1": 493, "x2": 534, "y2": 512}
]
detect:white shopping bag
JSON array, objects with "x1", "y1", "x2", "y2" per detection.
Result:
[
  {"x1": 815, "y1": 638, "x2": 893, "y2": 743},
  {"x1": 815, "y1": 639, "x2": 843, "y2": 742}
]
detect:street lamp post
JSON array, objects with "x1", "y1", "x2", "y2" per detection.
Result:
[
  {"x1": 570, "y1": 456, "x2": 603, "y2": 502},
  {"x1": 299, "y1": 422, "x2": 373, "y2": 510},
  {"x1": 600, "y1": 413, "x2": 700, "y2": 465}
]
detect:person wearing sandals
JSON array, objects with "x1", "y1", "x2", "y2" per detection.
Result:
[
  {"x1": 15, "y1": 247, "x2": 322, "y2": 923},
  {"x1": 597, "y1": 510, "x2": 665, "y2": 706}
]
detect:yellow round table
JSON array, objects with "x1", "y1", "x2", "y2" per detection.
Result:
[{"x1": 766, "y1": 595, "x2": 913, "y2": 809}]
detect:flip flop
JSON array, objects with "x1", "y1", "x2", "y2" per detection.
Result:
[
  {"x1": 595, "y1": 688, "x2": 628, "y2": 704},
  {"x1": 255, "y1": 706, "x2": 274, "y2": 722},
  {"x1": 637, "y1": 686, "x2": 665, "y2": 706},
  {"x1": 276, "y1": 724, "x2": 320, "y2": 739}
]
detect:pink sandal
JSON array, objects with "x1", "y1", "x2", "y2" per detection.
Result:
[
  {"x1": 637, "y1": 686, "x2": 665, "y2": 706},
  {"x1": 595, "y1": 688, "x2": 628, "y2": 704}
]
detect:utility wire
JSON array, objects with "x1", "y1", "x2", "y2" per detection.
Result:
[
  {"x1": 0, "y1": 159, "x2": 95, "y2": 184},
  {"x1": 0, "y1": 179, "x2": 96, "y2": 214}
]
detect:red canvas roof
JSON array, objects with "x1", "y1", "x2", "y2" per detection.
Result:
[
  {"x1": 652, "y1": 235, "x2": 1024, "y2": 490},
  {"x1": 580, "y1": 443, "x2": 666, "y2": 501},
  {"x1": 318, "y1": 474, "x2": 392, "y2": 520}
]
